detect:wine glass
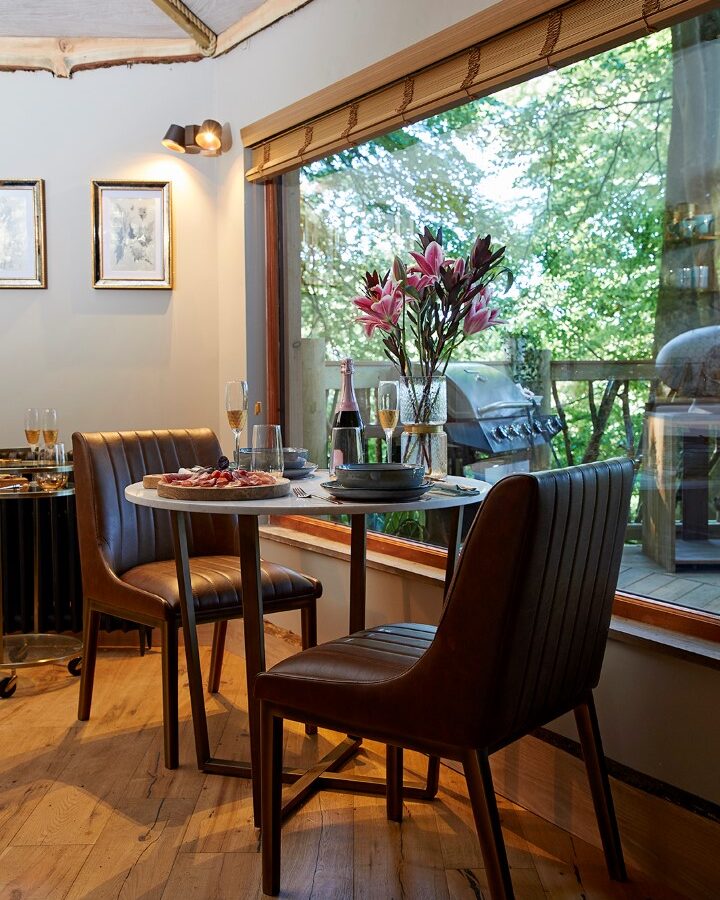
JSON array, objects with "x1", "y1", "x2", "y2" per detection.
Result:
[
  {"x1": 42, "y1": 408, "x2": 58, "y2": 448},
  {"x1": 24, "y1": 408, "x2": 40, "y2": 459},
  {"x1": 329, "y1": 427, "x2": 364, "y2": 476},
  {"x1": 225, "y1": 381, "x2": 248, "y2": 468},
  {"x1": 378, "y1": 380, "x2": 399, "y2": 464},
  {"x1": 251, "y1": 424, "x2": 283, "y2": 477},
  {"x1": 36, "y1": 443, "x2": 68, "y2": 492}
]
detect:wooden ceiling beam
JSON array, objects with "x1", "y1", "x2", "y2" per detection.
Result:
[
  {"x1": 0, "y1": 36, "x2": 202, "y2": 78},
  {"x1": 149, "y1": 0, "x2": 216, "y2": 54}
]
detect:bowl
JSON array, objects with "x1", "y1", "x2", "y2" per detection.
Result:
[
  {"x1": 283, "y1": 447, "x2": 309, "y2": 470},
  {"x1": 334, "y1": 463, "x2": 425, "y2": 490}
]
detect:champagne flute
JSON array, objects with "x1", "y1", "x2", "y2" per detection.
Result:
[
  {"x1": 24, "y1": 408, "x2": 40, "y2": 459},
  {"x1": 43, "y1": 408, "x2": 58, "y2": 448},
  {"x1": 225, "y1": 381, "x2": 248, "y2": 468},
  {"x1": 378, "y1": 380, "x2": 399, "y2": 464},
  {"x1": 251, "y1": 424, "x2": 283, "y2": 477}
]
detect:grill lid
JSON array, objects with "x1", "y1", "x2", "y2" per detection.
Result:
[{"x1": 446, "y1": 362, "x2": 539, "y2": 420}]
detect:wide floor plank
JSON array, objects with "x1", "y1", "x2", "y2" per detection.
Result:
[{"x1": 0, "y1": 622, "x2": 688, "y2": 899}]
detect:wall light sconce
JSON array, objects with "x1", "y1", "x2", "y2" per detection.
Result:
[{"x1": 161, "y1": 120, "x2": 223, "y2": 155}]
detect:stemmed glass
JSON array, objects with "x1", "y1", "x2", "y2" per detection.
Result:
[
  {"x1": 24, "y1": 408, "x2": 40, "y2": 459},
  {"x1": 378, "y1": 380, "x2": 399, "y2": 464},
  {"x1": 37, "y1": 443, "x2": 68, "y2": 492},
  {"x1": 225, "y1": 381, "x2": 248, "y2": 468},
  {"x1": 251, "y1": 425, "x2": 283, "y2": 477},
  {"x1": 43, "y1": 408, "x2": 58, "y2": 448}
]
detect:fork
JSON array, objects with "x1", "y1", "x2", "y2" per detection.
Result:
[{"x1": 292, "y1": 485, "x2": 344, "y2": 505}]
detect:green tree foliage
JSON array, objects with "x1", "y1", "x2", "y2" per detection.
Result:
[{"x1": 299, "y1": 28, "x2": 674, "y2": 467}]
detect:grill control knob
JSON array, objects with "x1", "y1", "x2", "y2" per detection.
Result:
[
  {"x1": 506, "y1": 425, "x2": 519, "y2": 437},
  {"x1": 521, "y1": 422, "x2": 532, "y2": 436},
  {"x1": 493, "y1": 426, "x2": 508, "y2": 440},
  {"x1": 533, "y1": 421, "x2": 545, "y2": 434}
]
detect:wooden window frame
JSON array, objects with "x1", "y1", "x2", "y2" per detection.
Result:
[{"x1": 260, "y1": 43, "x2": 720, "y2": 649}]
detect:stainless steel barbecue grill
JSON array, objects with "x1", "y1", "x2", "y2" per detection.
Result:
[{"x1": 444, "y1": 362, "x2": 562, "y2": 472}]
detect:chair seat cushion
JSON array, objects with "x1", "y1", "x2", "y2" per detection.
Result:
[
  {"x1": 120, "y1": 555, "x2": 321, "y2": 620},
  {"x1": 255, "y1": 623, "x2": 435, "y2": 728}
]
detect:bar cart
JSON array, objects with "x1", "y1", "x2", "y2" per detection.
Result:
[{"x1": 0, "y1": 456, "x2": 82, "y2": 698}]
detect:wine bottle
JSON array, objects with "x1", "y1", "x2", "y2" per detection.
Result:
[{"x1": 332, "y1": 358, "x2": 364, "y2": 431}]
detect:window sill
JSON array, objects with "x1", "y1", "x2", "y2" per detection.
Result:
[{"x1": 260, "y1": 523, "x2": 720, "y2": 669}]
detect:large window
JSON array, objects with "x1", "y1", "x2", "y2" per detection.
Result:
[{"x1": 285, "y1": 12, "x2": 720, "y2": 622}]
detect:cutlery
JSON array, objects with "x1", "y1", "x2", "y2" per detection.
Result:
[
  {"x1": 428, "y1": 482, "x2": 480, "y2": 495},
  {"x1": 292, "y1": 486, "x2": 344, "y2": 505}
]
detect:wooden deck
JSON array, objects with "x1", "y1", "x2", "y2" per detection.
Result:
[
  {"x1": 0, "y1": 623, "x2": 686, "y2": 899},
  {"x1": 619, "y1": 545, "x2": 720, "y2": 615}
]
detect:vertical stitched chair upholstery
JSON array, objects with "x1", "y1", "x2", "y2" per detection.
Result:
[
  {"x1": 73, "y1": 428, "x2": 321, "y2": 769},
  {"x1": 256, "y1": 459, "x2": 633, "y2": 899}
]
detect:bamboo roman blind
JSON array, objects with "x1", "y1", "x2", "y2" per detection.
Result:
[{"x1": 245, "y1": 0, "x2": 712, "y2": 181}]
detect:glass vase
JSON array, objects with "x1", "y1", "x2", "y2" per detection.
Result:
[{"x1": 399, "y1": 376, "x2": 448, "y2": 479}]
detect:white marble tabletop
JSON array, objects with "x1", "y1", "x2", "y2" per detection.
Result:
[{"x1": 125, "y1": 471, "x2": 488, "y2": 516}]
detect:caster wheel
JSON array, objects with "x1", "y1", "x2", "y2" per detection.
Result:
[
  {"x1": 68, "y1": 657, "x2": 82, "y2": 677},
  {"x1": 0, "y1": 675, "x2": 17, "y2": 698}
]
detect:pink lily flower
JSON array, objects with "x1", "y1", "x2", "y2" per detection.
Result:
[
  {"x1": 409, "y1": 241, "x2": 444, "y2": 277},
  {"x1": 464, "y1": 287, "x2": 502, "y2": 335},
  {"x1": 453, "y1": 257, "x2": 465, "y2": 279},
  {"x1": 405, "y1": 272, "x2": 434, "y2": 293},
  {"x1": 354, "y1": 281, "x2": 404, "y2": 336}
]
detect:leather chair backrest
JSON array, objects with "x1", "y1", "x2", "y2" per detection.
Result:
[
  {"x1": 73, "y1": 430, "x2": 239, "y2": 584},
  {"x1": 421, "y1": 458, "x2": 633, "y2": 750}
]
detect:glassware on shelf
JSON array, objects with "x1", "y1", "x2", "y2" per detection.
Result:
[
  {"x1": 42, "y1": 408, "x2": 58, "y2": 448},
  {"x1": 329, "y1": 426, "x2": 364, "y2": 476},
  {"x1": 24, "y1": 408, "x2": 40, "y2": 458},
  {"x1": 225, "y1": 381, "x2": 249, "y2": 468},
  {"x1": 251, "y1": 424, "x2": 283, "y2": 477},
  {"x1": 36, "y1": 443, "x2": 68, "y2": 492},
  {"x1": 378, "y1": 380, "x2": 399, "y2": 463}
]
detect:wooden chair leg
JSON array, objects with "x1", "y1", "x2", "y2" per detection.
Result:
[
  {"x1": 138, "y1": 626, "x2": 146, "y2": 657},
  {"x1": 386, "y1": 745, "x2": 404, "y2": 822},
  {"x1": 261, "y1": 702, "x2": 283, "y2": 897},
  {"x1": 161, "y1": 621, "x2": 179, "y2": 769},
  {"x1": 574, "y1": 695, "x2": 627, "y2": 882},
  {"x1": 77, "y1": 604, "x2": 100, "y2": 721},
  {"x1": 207, "y1": 620, "x2": 227, "y2": 694},
  {"x1": 424, "y1": 754, "x2": 441, "y2": 799},
  {"x1": 463, "y1": 749, "x2": 514, "y2": 900},
  {"x1": 301, "y1": 604, "x2": 318, "y2": 736}
]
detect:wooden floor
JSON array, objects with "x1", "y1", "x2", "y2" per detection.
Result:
[
  {"x1": 0, "y1": 623, "x2": 686, "y2": 900},
  {"x1": 618, "y1": 544, "x2": 720, "y2": 615}
]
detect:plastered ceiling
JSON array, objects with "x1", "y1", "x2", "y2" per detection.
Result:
[{"x1": 0, "y1": 0, "x2": 312, "y2": 76}]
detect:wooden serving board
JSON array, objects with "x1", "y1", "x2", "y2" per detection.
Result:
[
  {"x1": 157, "y1": 477, "x2": 290, "y2": 502},
  {"x1": 143, "y1": 474, "x2": 164, "y2": 489}
]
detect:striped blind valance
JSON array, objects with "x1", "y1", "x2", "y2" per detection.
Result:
[{"x1": 245, "y1": 0, "x2": 712, "y2": 182}]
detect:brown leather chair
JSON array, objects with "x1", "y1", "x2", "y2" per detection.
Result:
[
  {"x1": 73, "y1": 428, "x2": 321, "y2": 769},
  {"x1": 256, "y1": 458, "x2": 634, "y2": 899}
]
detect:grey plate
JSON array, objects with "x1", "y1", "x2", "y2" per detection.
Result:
[
  {"x1": 283, "y1": 463, "x2": 319, "y2": 480},
  {"x1": 321, "y1": 480, "x2": 432, "y2": 502}
]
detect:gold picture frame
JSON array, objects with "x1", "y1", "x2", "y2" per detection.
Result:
[
  {"x1": 91, "y1": 180, "x2": 172, "y2": 289},
  {"x1": 0, "y1": 179, "x2": 47, "y2": 288}
]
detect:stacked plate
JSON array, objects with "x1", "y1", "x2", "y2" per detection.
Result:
[{"x1": 323, "y1": 463, "x2": 431, "y2": 501}]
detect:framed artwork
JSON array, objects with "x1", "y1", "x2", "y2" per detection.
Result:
[
  {"x1": 0, "y1": 179, "x2": 47, "y2": 288},
  {"x1": 91, "y1": 181, "x2": 172, "y2": 289}
]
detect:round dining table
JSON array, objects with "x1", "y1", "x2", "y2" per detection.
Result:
[{"x1": 125, "y1": 471, "x2": 488, "y2": 824}]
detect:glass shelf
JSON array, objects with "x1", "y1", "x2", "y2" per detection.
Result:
[{"x1": 1, "y1": 633, "x2": 82, "y2": 669}]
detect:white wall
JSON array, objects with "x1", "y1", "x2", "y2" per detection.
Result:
[{"x1": 0, "y1": 63, "x2": 222, "y2": 448}]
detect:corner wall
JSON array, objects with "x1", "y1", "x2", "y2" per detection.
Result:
[{"x1": 0, "y1": 63, "x2": 222, "y2": 447}]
